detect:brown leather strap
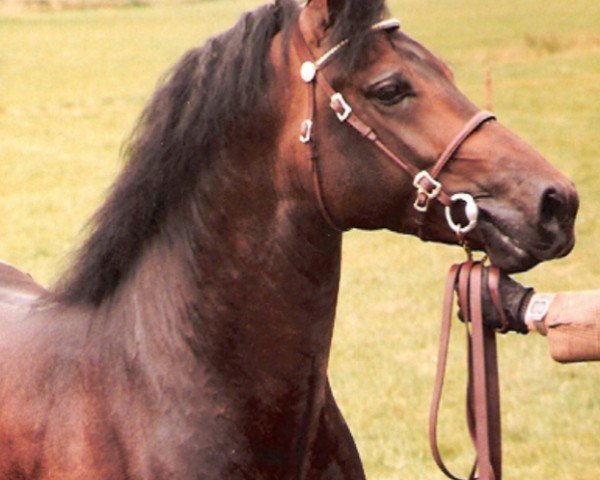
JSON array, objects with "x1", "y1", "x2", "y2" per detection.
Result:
[
  {"x1": 429, "y1": 262, "x2": 464, "y2": 480},
  {"x1": 430, "y1": 261, "x2": 503, "y2": 480},
  {"x1": 487, "y1": 267, "x2": 510, "y2": 333},
  {"x1": 430, "y1": 111, "x2": 496, "y2": 179},
  {"x1": 293, "y1": 25, "x2": 345, "y2": 232},
  {"x1": 468, "y1": 263, "x2": 502, "y2": 480}
]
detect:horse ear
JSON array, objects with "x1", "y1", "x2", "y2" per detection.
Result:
[
  {"x1": 303, "y1": 0, "x2": 347, "y2": 43},
  {"x1": 306, "y1": 0, "x2": 345, "y2": 16}
]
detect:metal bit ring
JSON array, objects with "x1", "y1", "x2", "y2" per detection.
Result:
[{"x1": 445, "y1": 193, "x2": 479, "y2": 235}]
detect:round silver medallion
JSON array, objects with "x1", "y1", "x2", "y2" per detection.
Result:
[{"x1": 300, "y1": 61, "x2": 317, "y2": 83}]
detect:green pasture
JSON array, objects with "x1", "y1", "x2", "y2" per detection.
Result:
[{"x1": 1, "y1": 0, "x2": 599, "y2": 477}]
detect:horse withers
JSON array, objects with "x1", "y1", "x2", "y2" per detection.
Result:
[{"x1": 0, "y1": 0, "x2": 578, "y2": 479}]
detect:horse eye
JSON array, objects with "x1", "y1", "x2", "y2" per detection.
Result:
[{"x1": 370, "y1": 80, "x2": 414, "y2": 106}]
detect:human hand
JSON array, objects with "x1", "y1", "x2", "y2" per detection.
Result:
[
  {"x1": 457, "y1": 267, "x2": 534, "y2": 334},
  {"x1": 481, "y1": 267, "x2": 533, "y2": 334}
]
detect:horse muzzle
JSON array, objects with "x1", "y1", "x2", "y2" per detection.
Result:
[{"x1": 475, "y1": 181, "x2": 579, "y2": 272}]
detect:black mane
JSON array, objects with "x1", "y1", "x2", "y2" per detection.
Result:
[
  {"x1": 328, "y1": 0, "x2": 388, "y2": 67},
  {"x1": 51, "y1": 0, "x2": 388, "y2": 306}
]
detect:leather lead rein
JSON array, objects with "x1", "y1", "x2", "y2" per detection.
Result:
[{"x1": 430, "y1": 262, "x2": 504, "y2": 480}]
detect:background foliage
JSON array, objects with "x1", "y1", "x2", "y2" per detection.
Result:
[{"x1": 1, "y1": 0, "x2": 598, "y2": 478}]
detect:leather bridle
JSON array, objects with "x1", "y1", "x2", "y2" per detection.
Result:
[
  {"x1": 292, "y1": 18, "x2": 496, "y2": 238},
  {"x1": 293, "y1": 16, "x2": 507, "y2": 480}
]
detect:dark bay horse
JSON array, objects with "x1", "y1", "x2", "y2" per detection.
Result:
[{"x1": 0, "y1": 0, "x2": 578, "y2": 478}]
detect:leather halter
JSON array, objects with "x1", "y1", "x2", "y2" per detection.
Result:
[
  {"x1": 430, "y1": 261, "x2": 506, "y2": 480},
  {"x1": 292, "y1": 18, "x2": 496, "y2": 235}
]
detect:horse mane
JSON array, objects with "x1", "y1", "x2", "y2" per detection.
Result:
[
  {"x1": 327, "y1": 0, "x2": 388, "y2": 67},
  {"x1": 50, "y1": 0, "x2": 388, "y2": 306}
]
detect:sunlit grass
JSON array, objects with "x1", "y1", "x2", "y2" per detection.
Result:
[{"x1": 1, "y1": 0, "x2": 599, "y2": 478}]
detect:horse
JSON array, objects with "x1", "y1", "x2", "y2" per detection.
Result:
[{"x1": 0, "y1": 0, "x2": 578, "y2": 478}]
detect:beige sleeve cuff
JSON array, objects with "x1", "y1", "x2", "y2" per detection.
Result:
[{"x1": 531, "y1": 291, "x2": 600, "y2": 363}]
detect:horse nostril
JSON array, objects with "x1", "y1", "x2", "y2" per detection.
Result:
[
  {"x1": 540, "y1": 187, "x2": 567, "y2": 226},
  {"x1": 532, "y1": 184, "x2": 578, "y2": 259}
]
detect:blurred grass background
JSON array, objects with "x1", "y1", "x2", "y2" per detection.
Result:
[{"x1": 1, "y1": 0, "x2": 598, "y2": 478}]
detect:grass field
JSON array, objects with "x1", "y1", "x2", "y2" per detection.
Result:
[{"x1": 1, "y1": 0, "x2": 599, "y2": 478}]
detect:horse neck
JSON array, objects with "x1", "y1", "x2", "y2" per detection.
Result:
[{"x1": 110, "y1": 143, "x2": 343, "y2": 399}]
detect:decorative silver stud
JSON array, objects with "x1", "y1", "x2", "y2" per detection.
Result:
[{"x1": 300, "y1": 61, "x2": 317, "y2": 83}]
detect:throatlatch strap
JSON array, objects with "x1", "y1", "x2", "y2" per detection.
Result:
[{"x1": 429, "y1": 262, "x2": 504, "y2": 480}]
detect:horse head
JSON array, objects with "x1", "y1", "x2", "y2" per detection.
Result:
[{"x1": 276, "y1": 0, "x2": 578, "y2": 272}]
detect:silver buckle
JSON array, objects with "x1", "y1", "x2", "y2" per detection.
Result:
[
  {"x1": 444, "y1": 193, "x2": 479, "y2": 234},
  {"x1": 299, "y1": 119, "x2": 313, "y2": 144},
  {"x1": 330, "y1": 93, "x2": 352, "y2": 122},
  {"x1": 413, "y1": 171, "x2": 442, "y2": 212},
  {"x1": 414, "y1": 197, "x2": 431, "y2": 213}
]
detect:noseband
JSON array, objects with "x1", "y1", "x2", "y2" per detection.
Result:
[{"x1": 292, "y1": 18, "x2": 496, "y2": 237}]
